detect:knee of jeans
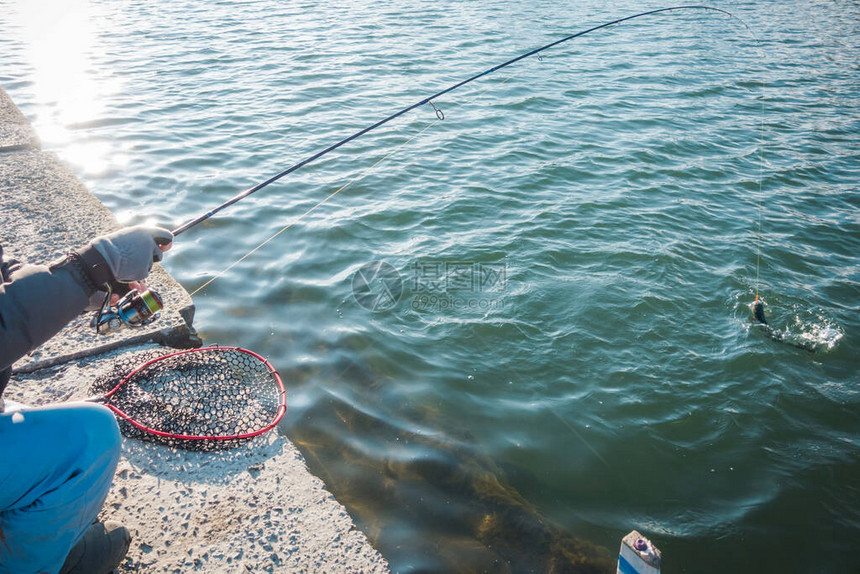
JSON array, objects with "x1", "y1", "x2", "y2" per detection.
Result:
[{"x1": 70, "y1": 403, "x2": 122, "y2": 463}]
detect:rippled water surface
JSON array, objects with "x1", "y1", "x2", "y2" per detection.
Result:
[{"x1": 2, "y1": 0, "x2": 858, "y2": 571}]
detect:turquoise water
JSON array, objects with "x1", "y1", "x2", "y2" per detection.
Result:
[{"x1": 2, "y1": 0, "x2": 858, "y2": 571}]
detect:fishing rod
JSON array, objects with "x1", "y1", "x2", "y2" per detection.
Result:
[
  {"x1": 170, "y1": 5, "x2": 739, "y2": 237},
  {"x1": 98, "y1": 5, "x2": 753, "y2": 333}
]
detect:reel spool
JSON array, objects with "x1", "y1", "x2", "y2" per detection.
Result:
[{"x1": 93, "y1": 288, "x2": 163, "y2": 334}]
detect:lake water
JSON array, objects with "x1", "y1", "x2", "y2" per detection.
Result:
[{"x1": 2, "y1": 0, "x2": 858, "y2": 571}]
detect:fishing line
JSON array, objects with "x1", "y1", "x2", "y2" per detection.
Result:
[
  {"x1": 742, "y1": 25, "x2": 838, "y2": 352},
  {"x1": 754, "y1": 39, "x2": 766, "y2": 305},
  {"x1": 191, "y1": 68, "x2": 528, "y2": 295},
  {"x1": 744, "y1": 25, "x2": 777, "y2": 335},
  {"x1": 754, "y1": 79, "x2": 764, "y2": 303},
  {"x1": 189, "y1": 117, "x2": 442, "y2": 297}
]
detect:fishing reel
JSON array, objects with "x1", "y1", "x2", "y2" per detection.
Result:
[{"x1": 92, "y1": 286, "x2": 163, "y2": 334}]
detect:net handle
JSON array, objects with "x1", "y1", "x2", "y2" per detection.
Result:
[{"x1": 98, "y1": 346, "x2": 287, "y2": 441}]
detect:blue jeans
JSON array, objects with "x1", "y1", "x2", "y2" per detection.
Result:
[{"x1": 0, "y1": 402, "x2": 121, "y2": 574}]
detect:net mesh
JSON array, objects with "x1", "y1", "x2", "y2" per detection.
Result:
[{"x1": 90, "y1": 347, "x2": 285, "y2": 451}]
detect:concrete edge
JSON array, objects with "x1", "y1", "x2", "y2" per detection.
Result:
[
  {"x1": 0, "y1": 86, "x2": 40, "y2": 151},
  {"x1": 1, "y1": 86, "x2": 391, "y2": 572}
]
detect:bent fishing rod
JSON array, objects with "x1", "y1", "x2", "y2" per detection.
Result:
[
  {"x1": 98, "y1": 5, "x2": 752, "y2": 334},
  {"x1": 170, "y1": 5, "x2": 741, "y2": 237}
]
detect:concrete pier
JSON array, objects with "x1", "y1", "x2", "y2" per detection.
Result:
[{"x1": 1, "y1": 86, "x2": 390, "y2": 573}]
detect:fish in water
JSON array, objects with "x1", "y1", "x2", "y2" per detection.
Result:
[
  {"x1": 752, "y1": 298, "x2": 768, "y2": 325},
  {"x1": 751, "y1": 298, "x2": 817, "y2": 353}
]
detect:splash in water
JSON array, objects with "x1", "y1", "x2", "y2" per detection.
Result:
[{"x1": 750, "y1": 298, "x2": 842, "y2": 353}]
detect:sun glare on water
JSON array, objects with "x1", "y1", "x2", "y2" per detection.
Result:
[{"x1": 11, "y1": 0, "x2": 129, "y2": 177}]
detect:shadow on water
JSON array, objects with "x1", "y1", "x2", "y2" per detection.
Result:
[{"x1": 283, "y1": 353, "x2": 613, "y2": 574}]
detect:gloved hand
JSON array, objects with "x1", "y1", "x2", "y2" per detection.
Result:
[
  {"x1": 48, "y1": 226, "x2": 173, "y2": 299},
  {"x1": 89, "y1": 226, "x2": 173, "y2": 283}
]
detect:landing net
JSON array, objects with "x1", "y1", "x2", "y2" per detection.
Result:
[{"x1": 89, "y1": 347, "x2": 286, "y2": 451}]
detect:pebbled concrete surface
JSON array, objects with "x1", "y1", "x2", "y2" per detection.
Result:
[
  {"x1": 0, "y1": 86, "x2": 39, "y2": 152},
  {"x1": 5, "y1": 346, "x2": 390, "y2": 574}
]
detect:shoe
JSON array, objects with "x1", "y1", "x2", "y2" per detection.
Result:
[{"x1": 59, "y1": 520, "x2": 131, "y2": 574}]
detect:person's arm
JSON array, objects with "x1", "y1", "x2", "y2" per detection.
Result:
[
  {"x1": 0, "y1": 258, "x2": 92, "y2": 370},
  {"x1": 0, "y1": 226, "x2": 173, "y2": 372}
]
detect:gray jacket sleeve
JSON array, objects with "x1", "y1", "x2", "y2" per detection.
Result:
[{"x1": 0, "y1": 260, "x2": 91, "y2": 372}]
